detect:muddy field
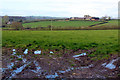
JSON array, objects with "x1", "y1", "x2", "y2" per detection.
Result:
[{"x1": 1, "y1": 48, "x2": 120, "y2": 79}]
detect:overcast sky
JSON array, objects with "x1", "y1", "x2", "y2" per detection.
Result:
[{"x1": 0, "y1": 0, "x2": 119, "y2": 18}]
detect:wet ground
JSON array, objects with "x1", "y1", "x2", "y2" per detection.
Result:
[{"x1": 1, "y1": 48, "x2": 120, "y2": 79}]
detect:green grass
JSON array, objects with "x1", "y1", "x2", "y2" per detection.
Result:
[
  {"x1": 96, "y1": 20, "x2": 118, "y2": 27},
  {"x1": 22, "y1": 20, "x2": 118, "y2": 30},
  {"x1": 2, "y1": 30, "x2": 119, "y2": 59},
  {"x1": 23, "y1": 20, "x2": 101, "y2": 28},
  {"x1": 82, "y1": 20, "x2": 118, "y2": 30}
]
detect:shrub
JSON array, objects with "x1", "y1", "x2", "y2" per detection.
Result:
[{"x1": 11, "y1": 22, "x2": 24, "y2": 30}]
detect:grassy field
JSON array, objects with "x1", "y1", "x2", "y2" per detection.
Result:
[
  {"x1": 104, "y1": 20, "x2": 118, "y2": 25},
  {"x1": 2, "y1": 30, "x2": 118, "y2": 59},
  {"x1": 96, "y1": 20, "x2": 118, "y2": 27},
  {"x1": 81, "y1": 20, "x2": 118, "y2": 30},
  {"x1": 23, "y1": 20, "x2": 101, "y2": 28},
  {"x1": 22, "y1": 20, "x2": 118, "y2": 30}
]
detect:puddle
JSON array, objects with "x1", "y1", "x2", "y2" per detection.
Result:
[
  {"x1": 2, "y1": 62, "x2": 15, "y2": 73},
  {"x1": 13, "y1": 49, "x2": 16, "y2": 52},
  {"x1": 58, "y1": 67, "x2": 74, "y2": 74},
  {"x1": 58, "y1": 70, "x2": 66, "y2": 73},
  {"x1": 12, "y1": 52, "x2": 16, "y2": 55},
  {"x1": 16, "y1": 55, "x2": 23, "y2": 58},
  {"x1": 34, "y1": 50, "x2": 41, "y2": 54},
  {"x1": 102, "y1": 63, "x2": 107, "y2": 66},
  {"x1": 23, "y1": 58, "x2": 27, "y2": 63},
  {"x1": 31, "y1": 60, "x2": 42, "y2": 76},
  {"x1": 102, "y1": 57, "x2": 120, "y2": 69},
  {"x1": 2, "y1": 55, "x2": 28, "y2": 75},
  {"x1": 1, "y1": 68, "x2": 8, "y2": 73},
  {"x1": 58, "y1": 64, "x2": 93, "y2": 74},
  {"x1": 24, "y1": 49, "x2": 28, "y2": 54},
  {"x1": 7, "y1": 62, "x2": 14, "y2": 69},
  {"x1": 77, "y1": 64, "x2": 93, "y2": 69},
  {"x1": 9, "y1": 62, "x2": 31, "y2": 78},
  {"x1": 73, "y1": 53, "x2": 86, "y2": 58},
  {"x1": 12, "y1": 49, "x2": 16, "y2": 55},
  {"x1": 74, "y1": 58, "x2": 81, "y2": 61},
  {"x1": 34, "y1": 61, "x2": 41, "y2": 72},
  {"x1": 50, "y1": 51, "x2": 54, "y2": 54},
  {"x1": 45, "y1": 73, "x2": 58, "y2": 78}
]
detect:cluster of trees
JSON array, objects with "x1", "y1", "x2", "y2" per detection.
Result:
[
  {"x1": 11, "y1": 22, "x2": 24, "y2": 30},
  {"x1": 101, "y1": 16, "x2": 111, "y2": 21},
  {"x1": 2, "y1": 15, "x2": 24, "y2": 30},
  {"x1": 2, "y1": 15, "x2": 9, "y2": 26}
]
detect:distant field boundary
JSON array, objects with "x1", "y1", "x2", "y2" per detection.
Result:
[
  {"x1": 2, "y1": 20, "x2": 118, "y2": 30},
  {"x1": 2, "y1": 27, "x2": 119, "y2": 30}
]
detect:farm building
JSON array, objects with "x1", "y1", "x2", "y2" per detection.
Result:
[
  {"x1": 70, "y1": 17, "x2": 85, "y2": 20},
  {"x1": 65, "y1": 18, "x2": 70, "y2": 21},
  {"x1": 69, "y1": 16, "x2": 99, "y2": 21},
  {"x1": 85, "y1": 17, "x2": 92, "y2": 20},
  {"x1": 90, "y1": 17, "x2": 99, "y2": 21}
]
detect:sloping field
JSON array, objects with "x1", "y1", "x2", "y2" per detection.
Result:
[
  {"x1": 23, "y1": 20, "x2": 101, "y2": 28},
  {"x1": 95, "y1": 20, "x2": 118, "y2": 27}
]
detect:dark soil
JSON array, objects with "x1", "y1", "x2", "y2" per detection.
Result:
[{"x1": 1, "y1": 48, "x2": 120, "y2": 79}]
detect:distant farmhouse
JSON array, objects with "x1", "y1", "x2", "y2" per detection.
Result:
[
  {"x1": 69, "y1": 15, "x2": 100, "y2": 21},
  {"x1": 70, "y1": 17, "x2": 85, "y2": 20},
  {"x1": 90, "y1": 17, "x2": 99, "y2": 21}
]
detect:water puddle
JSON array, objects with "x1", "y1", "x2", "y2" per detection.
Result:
[
  {"x1": 30, "y1": 60, "x2": 45, "y2": 77},
  {"x1": 58, "y1": 67, "x2": 74, "y2": 74},
  {"x1": 34, "y1": 50, "x2": 41, "y2": 54},
  {"x1": 50, "y1": 51, "x2": 54, "y2": 54},
  {"x1": 13, "y1": 49, "x2": 16, "y2": 52},
  {"x1": 23, "y1": 58, "x2": 27, "y2": 63},
  {"x1": 45, "y1": 72, "x2": 58, "y2": 78},
  {"x1": 74, "y1": 58, "x2": 81, "y2": 61},
  {"x1": 2, "y1": 49, "x2": 29, "y2": 78},
  {"x1": 12, "y1": 49, "x2": 26, "y2": 63},
  {"x1": 12, "y1": 52, "x2": 16, "y2": 55},
  {"x1": 2, "y1": 62, "x2": 15, "y2": 73},
  {"x1": 58, "y1": 64, "x2": 93, "y2": 74},
  {"x1": 73, "y1": 53, "x2": 86, "y2": 58},
  {"x1": 12, "y1": 49, "x2": 16, "y2": 55},
  {"x1": 16, "y1": 55, "x2": 24, "y2": 59},
  {"x1": 9, "y1": 62, "x2": 31, "y2": 78},
  {"x1": 24, "y1": 49, "x2": 28, "y2": 55},
  {"x1": 102, "y1": 57, "x2": 120, "y2": 69},
  {"x1": 76, "y1": 64, "x2": 93, "y2": 69},
  {"x1": 7, "y1": 62, "x2": 14, "y2": 69},
  {"x1": 33, "y1": 61, "x2": 41, "y2": 72}
]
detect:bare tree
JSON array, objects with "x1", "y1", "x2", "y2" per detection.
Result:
[{"x1": 11, "y1": 22, "x2": 24, "y2": 30}]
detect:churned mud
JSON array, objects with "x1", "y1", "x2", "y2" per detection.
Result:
[{"x1": 1, "y1": 48, "x2": 120, "y2": 79}]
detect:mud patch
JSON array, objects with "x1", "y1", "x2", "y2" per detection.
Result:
[
  {"x1": 102, "y1": 57, "x2": 120, "y2": 69},
  {"x1": 1, "y1": 48, "x2": 119, "y2": 79}
]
